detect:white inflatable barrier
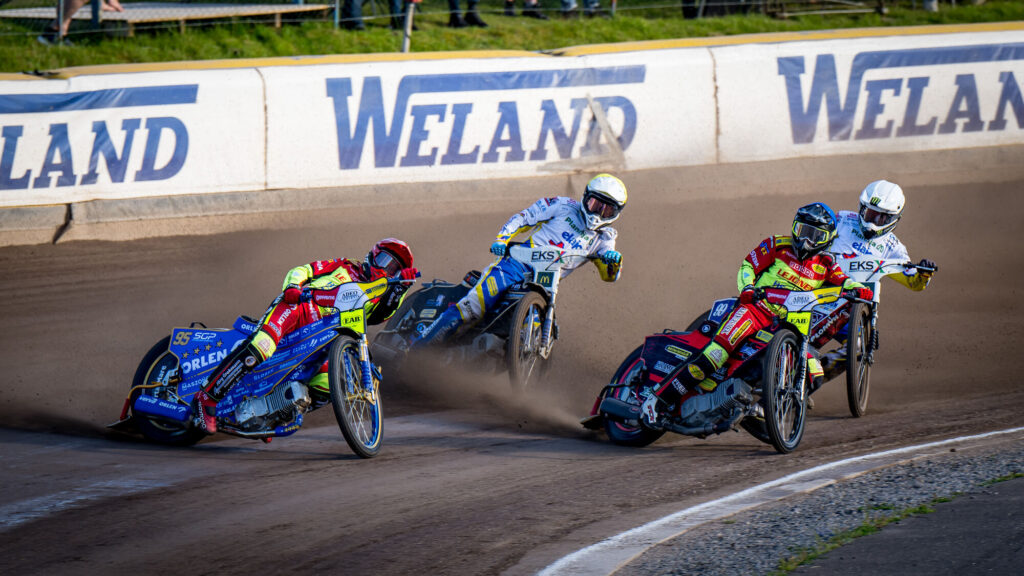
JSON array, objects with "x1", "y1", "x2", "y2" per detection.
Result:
[{"x1": 0, "y1": 24, "x2": 1022, "y2": 209}]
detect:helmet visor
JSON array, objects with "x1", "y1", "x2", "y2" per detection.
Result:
[
  {"x1": 860, "y1": 205, "x2": 898, "y2": 228},
  {"x1": 793, "y1": 221, "x2": 832, "y2": 248},
  {"x1": 584, "y1": 194, "x2": 621, "y2": 220},
  {"x1": 372, "y1": 250, "x2": 403, "y2": 277}
]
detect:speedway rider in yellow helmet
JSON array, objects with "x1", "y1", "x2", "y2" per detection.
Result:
[{"x1": 415, "y1": 173, "x2": 627, "y2": 346}]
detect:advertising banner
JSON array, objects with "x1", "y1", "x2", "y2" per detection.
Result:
[
  {"x1": 0, "y1": 69, "x2": 265, "y2": 208},
  {"x1": 714, "y1": 30, "x2": 1024, "y2": 163},
  {"x1": 260, "y1": 49, "x2": 717, "y2": 189}
]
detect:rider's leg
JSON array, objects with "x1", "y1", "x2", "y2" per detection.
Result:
[
  {"x1": 194, "y1": 298, "x2": 319, "y2": 433},
  {"x1": 414, "y1": 258, "x2": 526, "y2": 347}
]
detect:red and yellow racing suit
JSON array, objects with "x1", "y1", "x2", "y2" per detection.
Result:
[{"x1": 654, "y1": 236, "x2": 866, "y2": 401}]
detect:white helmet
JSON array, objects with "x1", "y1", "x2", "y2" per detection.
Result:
[
  {"x1": 858, "y1": 180, "x2": 904, "y2": 239},
  {"x1": 581, "y1": 173, "x2": 627, "y2": 230}
]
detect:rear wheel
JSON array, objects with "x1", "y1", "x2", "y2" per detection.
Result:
[
  {"x1": 329, "y1": 336, "x2": 382, "y2": 458},
  {"x1": 603, "y1": 345, "x2": 665, "y2": 447},
  {"x1": 131, "y1": 336, "x2": 204, "y2": 447},
  {"x1": 845, "y1": 303, "x2": 873, "y2": 418},
  {"x1": 507, "y1": 292, "x2": 547, "y2": 390},
  {"x1": 762, "y1": 329, "x2": 806, "y2": 454}
]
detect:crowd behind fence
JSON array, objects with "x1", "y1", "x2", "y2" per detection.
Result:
[{"x1": 0, "y1": 0, "x2": 985, "y2": 47}]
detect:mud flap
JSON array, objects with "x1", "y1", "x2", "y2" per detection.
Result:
[{"x1": 580, "y1": 414, "x2": 603, "y2": 430}]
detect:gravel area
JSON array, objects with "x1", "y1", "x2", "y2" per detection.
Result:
[{"x1": 616, "y1": 440, "x2": 1024, "y2": 576}]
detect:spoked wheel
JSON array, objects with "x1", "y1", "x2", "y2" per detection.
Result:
[
  {"x1": 329, "y1": 335, "x2": 382, "y2": 458},
  {"x1": 845, "y1": 303, "x2": 873, "y2": 418},
  {"x1": 762, "y1": 329, "x2": 806, "y2": 454},
  {"x1": 507, "y1": 291, "x2": 547, "y2": 390},
  {"x1": 131, "y1": 336, "x2": 204, "y2": 447},
  {"x1": 603, "y1": 345, "x2": 665, "y2": 447}
]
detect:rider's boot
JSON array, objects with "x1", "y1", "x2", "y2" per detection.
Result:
[
  {"x1": 821, "y1": 348, "x2": 847, "y2": 381},
  {"x1": 193, "y1": 335, "x2": 272, "y2": 434},
  {"x1": 412, "y1": 305, "x2": 463, "y2": 349}
]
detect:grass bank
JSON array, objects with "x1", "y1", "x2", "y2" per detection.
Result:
[{"x1": 2, "y1": 0, "x2": 1023, "y2": 73}]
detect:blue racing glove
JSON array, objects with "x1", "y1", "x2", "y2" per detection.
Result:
[
  {"x1": 600, "y1": 250, "x2": 622, "y2": 265},
  {"x1": 490, "y1": 242, "x2": 507, "y2": 257}
]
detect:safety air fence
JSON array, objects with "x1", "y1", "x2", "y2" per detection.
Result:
[{"x1": 1, "y1": 22, "x2": 1023, "y2": 209}]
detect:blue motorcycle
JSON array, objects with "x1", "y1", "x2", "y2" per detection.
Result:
[{"x1": 109, "y1": 276, "x2": 410, "y2": 458}]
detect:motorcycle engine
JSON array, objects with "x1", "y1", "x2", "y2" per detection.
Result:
[
  {"x1": 677, "y1": 379, "x2": 753, "y2": 429},
  {"x1": 233, "y1": 381, "x2": 312, "y2": 432}
]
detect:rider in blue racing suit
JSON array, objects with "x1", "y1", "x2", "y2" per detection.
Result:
[{"x1": 415, "y1": 174, "x2": 628, "y2": 346}]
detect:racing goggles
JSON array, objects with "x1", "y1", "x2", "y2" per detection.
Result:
[
  {"x1": 371, "y1": 250, "x2": 403, "y2": 277},
  {"x1": 584, "y1": 194, "x2": 622, "y2": 220},
  {"x1": 859, "y1": 204, "x2": 899, "y2": 228},
  {"x1": 792, "y1": 221, "x2": 833, "y2": 248}
]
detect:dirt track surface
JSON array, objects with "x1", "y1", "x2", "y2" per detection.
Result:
[{"x1": 2, "y1": 153, "x2": 1023, "y2": 575}]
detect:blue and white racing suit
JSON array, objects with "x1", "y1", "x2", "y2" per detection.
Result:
[{"x1": 418, "y1": 196, "x2": 621, "y2": 344}]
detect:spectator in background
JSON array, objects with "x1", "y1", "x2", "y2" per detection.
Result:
[
  {"x1": 560, "y1": 0, "x2": 601, "y2": 17},
  {"x1": 389, "y1": 0, "x2": 413, "y2": 29},
  {"x1": 448, "y1": 0, "x2": 487, "y2": 27},
  {"x1": 341, "y1": 0, "x2": 366, "y2": 30},
  {"x1": 504, "y1": 0, "x2": 548, "y2": 19},
  {"x1": 37, "y1": 0, "x2": 123, "y2": 45}
]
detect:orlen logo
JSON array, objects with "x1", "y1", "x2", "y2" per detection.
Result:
[
  {"x1": 778, "y1": 43, "x2": 1024, "y2": 144},
  {"x1": 325, "y1": 66, "x2": 644, "y2": 170},
  {"x1": 0, "y1": 85, "x2": 196, "y2": 190}
]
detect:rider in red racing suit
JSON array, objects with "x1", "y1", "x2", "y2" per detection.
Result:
[
  {"x1": 640, "y1": 203, "x2": 872, "y2": 426},
  {"x1": 193, "y1": 238, "x2": 418, "y2": 434}
]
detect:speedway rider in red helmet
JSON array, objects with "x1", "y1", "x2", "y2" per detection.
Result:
[
  {"x1": 414, "y1": 173, "x2": 627, "y2": 347},
  {"x1": 641, "y1": 203, "x2": 873, "y2": 426},
  {"x1": 193, "y1": 238, "x2": 418, "y2": 434},
  {"x1": 820, "y1": 180, "x2": 938, "y2": 377}
]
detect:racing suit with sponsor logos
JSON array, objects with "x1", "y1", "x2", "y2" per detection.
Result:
[
  {"x1": 417, "y1": 196, "x2": 620, "y2": 345},
  {"x1": 830, "y1": 210, "x2": 932, "y2": 292},
  {"x1": 652, "y1": 235, "x2": 866, "y2": 403},
  {"x1": 208, "y1": 258, "x2": 407, "y2": 399}
]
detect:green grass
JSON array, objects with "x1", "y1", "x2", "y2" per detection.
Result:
[{"x1": 1, "y1": 0, "x2": 1023, "y2": 73}]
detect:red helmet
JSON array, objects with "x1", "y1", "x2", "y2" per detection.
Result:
[{"x1": 365, "y1": 238, "x2": 414, "y2": 279}]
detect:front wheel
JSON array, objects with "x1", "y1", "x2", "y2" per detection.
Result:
[
  {"x1": 845, "y1": 303, "x2": 873, "y2": 418},
  {"x1": 507, "y1": 291, "x2": 548, "y2": 390},
  {"x1": 603, "y1": 345, "x2": 665, "y2": 447},
  {"x1": 329, "y1": 336, "x2": 382, "y2": 458},
  {"x1": 762, "y1": 329, "x2": 806, "y2": 454},
  {"x1": 131, "y1": 336, "x2": 204, "y2": 447}
]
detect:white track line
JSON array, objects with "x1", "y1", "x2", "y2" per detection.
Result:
[
  {"x1": 0, "y1": 478, "x2": 172, "y2": 532},
  {"x1": 539, "y1": 426, "x2": 1024, "y2": 576}
]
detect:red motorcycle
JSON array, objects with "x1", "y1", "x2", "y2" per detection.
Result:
[{"x1": 582, "y1": 286, "x2": 873, "y2": 454}]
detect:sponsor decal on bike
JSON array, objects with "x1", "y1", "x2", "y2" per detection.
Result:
[
  {"x1": 338, "y1": 288, "x2": 362, "y2": 302},
  {"x1": 665, "y1": 345, "x2": 692, "y2": 360},
  {"x1": 536, "y1": 272, "x2": 554, "y2": 288},
  {"x1": 754, "y1": 329, "x2": 774, "y2": 343},
  {"x1": 727, "y1": 319, "x2": 752, "y2": 346},
  {"x1": 531, "y1": 250, "x2": 559, "y2": 262},
  {"x1": 671, "y1": 378, "x2": 686, "y2": 394},
  {"x1": 849, "y1": 260, "x2": 879, "y2": 273},
  {"x1": 777, "y1": 44, "x2": 1024, "y2": 145},
  {"x1": 687, "y1": 364, "x2": 704, "y2": 380},
  {"x1": 420, "y1": 308, "x2": 437, "y2": 319},
  {"x1": 652, "y1": 360, "x2": 675, "y2": 374},
  {"x1": 172, "y1": 331, "x2": 191, "y2": 346}
]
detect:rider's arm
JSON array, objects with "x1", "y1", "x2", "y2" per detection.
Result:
[
  {"x1": 494, "y1": 197, "x2": 562, "y2": 245},
  {"x1": 591, "y1": 228, "x2": 621, "y2": 282},
  {"x1": 738, "y1": 237, "x2": 777, "y2": 291},
  {"x1": 887, "y1": 269, "x2": 931, "y2": 291},
  {"x1": 281, "y1": 259, "x2": 350, "y2": 290}
]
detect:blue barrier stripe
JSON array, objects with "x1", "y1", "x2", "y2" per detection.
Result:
[{"x1": 0, "y1": 84, "x2": 198, "y2": 114}]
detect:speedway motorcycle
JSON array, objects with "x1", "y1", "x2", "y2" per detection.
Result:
[
  {"x1": 371, "y1": 244, "x2": 595, "y2": 389},
  {"x1": 582, "y1": 286, "x2": 872, "y2": 454},
  {"x1": 109, "y1": 276, "x2": 415, "y2": 458}
]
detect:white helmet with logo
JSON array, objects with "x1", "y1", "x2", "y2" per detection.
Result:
[
  {"x1": 581, "y1": 173, "x2": 627, "y2": 230},
  {"x1": 858, "y1": 180, "x2": 905, "y2": 239}
]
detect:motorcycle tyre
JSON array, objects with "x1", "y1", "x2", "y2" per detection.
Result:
[
  {"x1": 131, "y1": 336, "x2": 204, "y2": 447},
  {"x1": 762, "y1": 329, "x2": 806, "y2": 454},
  {"x1": 845, "y1": 303, "x2": 872, "y2": 418},
  {"x1": 603, "y1": 345, "x2": 665, "y2": 447},
  {"x1": 507, "y1": 291, "x2": 547, "y2": 390},
  {"x1": 329, "y1": 335, "x2": 382, "y2": 459}
]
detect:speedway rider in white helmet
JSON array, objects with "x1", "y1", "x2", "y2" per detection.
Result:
[
  {"x1": 822, "y1": 179, "x2": 938, "y2": 377},
  {"x1": 415, "y1": 173, "x2": 627, "y2": 346}
]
